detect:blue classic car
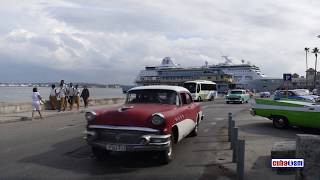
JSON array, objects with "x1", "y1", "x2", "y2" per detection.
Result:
[{"x1": 274, "y1": 90, "x2": 320, "y2": 103}]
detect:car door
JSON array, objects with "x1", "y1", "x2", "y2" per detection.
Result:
[{"x1": 176, "y1": 92, "x2": 197, "y2": 141}]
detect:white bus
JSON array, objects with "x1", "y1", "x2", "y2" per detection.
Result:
[{"x1": 183, "y1": 80, "x2": 217, "y2": 101}]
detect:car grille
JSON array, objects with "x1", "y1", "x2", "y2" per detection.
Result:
[
  {"x1": 96, "y1": 129, "x2": 153, "y2": 144},
  {"x1": 228, "y1": 97, "x2": 240, "y2": 100}
]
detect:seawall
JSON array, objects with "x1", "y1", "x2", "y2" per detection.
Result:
[{"x1": 0, "y1": 98, "x2": 125, "y2": 114}]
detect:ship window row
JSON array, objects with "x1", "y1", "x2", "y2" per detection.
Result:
[
  {"x1": 159, "y1": 71, "x2": 220, "y2": 76},
  {"x1": 161, "y1": 76, "x2": 195, "y2": 80},
  {"x1": 230, "y1": 69, "x2": 254, "y2": 73}
]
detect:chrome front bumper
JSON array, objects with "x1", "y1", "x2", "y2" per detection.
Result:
[
  {"x1": 84, "y1": 129, "x2": 171, "y2": 152},
  {"x1": 226, "y1": 99, "x2": 242, "y2": 102}
]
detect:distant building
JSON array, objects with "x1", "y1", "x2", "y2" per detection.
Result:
[
  {"x1": 306, "y1": 68, "x2": 320, "y2": 89},
  {"x1": 248, "y1": 78, "x2": 283, "y2": 92},
  {"x1": 292, "y1": 77, "x2": 307, "y2": 89}
]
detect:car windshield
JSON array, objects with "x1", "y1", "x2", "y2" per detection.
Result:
[
  {"x1": 126, "y1": 89, "x2": 178, "y2": 105},
  {"x1": 230, "y1": 91, "x2": 243, "y2": 94},
  {"x1": 183, "y1": 83, "x2": 196, "y2": 93}
]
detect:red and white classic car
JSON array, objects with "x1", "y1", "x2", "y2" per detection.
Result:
[{"x1": 84, "y1": 85, "x2": 204, "y2": 164}]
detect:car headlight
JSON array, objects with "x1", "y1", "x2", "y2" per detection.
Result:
[
  {"x1": 151, "y1": 113, "x2": 165, "y2": 126},
  {"x1": 85, "y1": 111, "x2": 96, "y2": 121}
]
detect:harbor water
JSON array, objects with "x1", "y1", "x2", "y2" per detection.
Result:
[{"x1": 0, "y1": 87, "x2": 125, "y2": 103}]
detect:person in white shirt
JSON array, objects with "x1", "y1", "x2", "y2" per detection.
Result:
[
  {"x1": 58, "y1": 84, "x2": 67, "y2": 111},
  {"x1": 32, "y1": 87, "x2": 43, "y2": 119},
  {"x1": 49, "y1": 84, "x2": 58, "y2": 110},
  {"x1": 74, "y1": 84, "x2": 81, "y2": 110},
  {"x1": 67, "y1": 83, "x2": 76, "y2": 110}
]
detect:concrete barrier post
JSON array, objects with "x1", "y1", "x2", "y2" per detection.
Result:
[
  {"x1": 296, "y1": 134, "x2": 320, "y2": 180},
  {"x1": 232, "y1": 127, "x2": 238, "y2": 163},
  {"x1": 237, "y1": 139, "x2": 245, "y2": 180},
  {"x1": 228, "y1": 112, "x2": 232, "y2": 141},
  {"x1": 230, "y1": 120, "x2": 235, "y2": 149}
]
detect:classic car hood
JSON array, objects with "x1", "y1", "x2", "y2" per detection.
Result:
[{"x1": 92, "y1": 103, "x2": 177, "y2": 127}]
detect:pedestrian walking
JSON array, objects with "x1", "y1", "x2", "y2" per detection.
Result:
[
  {"x1": 67, "y1": 83, "x2": 76, "y2": 110},
  {"x1": 59, "y1": 80, "x2": 68, "y2": 108},
  {"x1": 58, "y1": 83, "x2": 67, "y2": 111},
  {"x1": 74, "y1": 85, "x2": 81, "y2": 110},
  {"x1": 32, "y1": 87, "x2": 43, "y2": 119},
  {"x1": 49, "y1": 84, "x2": 58, "y2": 110},
  {"x1": 80, "y1": 86, "x2": 90, "y2": 108}
]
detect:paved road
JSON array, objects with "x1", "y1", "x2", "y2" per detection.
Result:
[{"x1": 0, "y1": 100, "x2": 250, "y2": 180}]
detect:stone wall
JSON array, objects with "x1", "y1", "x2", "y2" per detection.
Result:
[
  {"x1": 296, "y1": 134, "x2": 320, "y2": 180},
  {"x1": 0, "y1": 98, "x2": 125, "y2": 114}
]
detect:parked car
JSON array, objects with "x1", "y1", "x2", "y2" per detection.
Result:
[
  {"x1": 260, "y1": 91, "x2": 271, "y2": 98},
  {"x1": 225, "y1": 89, "x2": 250, "y2": 104},
  {"x1": 274, "y1": 90, "x2": 320, "y2": 103},
  {"x1": 251, "y1": 98, "x2": 320, "y2": 129},
  {"x1": 312, "y1": 89, "x2": 318, "y2": 95},
  {"x1": 84, "y1": 85, "x2": 204, "y2": 164},
  {"x1": 295, "y1": 89, "x2": 310, "y2": 95}
]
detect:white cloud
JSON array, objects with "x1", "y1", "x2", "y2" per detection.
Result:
[{"x1": 1, "y1": 0, "x2": 320, "y2": 83}]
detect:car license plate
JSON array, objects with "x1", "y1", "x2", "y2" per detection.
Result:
[{"x1": 106, "y1": 144, "x2": 126, "y2": 151}]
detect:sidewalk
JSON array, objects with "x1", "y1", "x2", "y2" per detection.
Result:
[
  {"x1": 235, "y1": 109, "x2": 295, "y2": 180},
  {"x1": 0, "y1": 103, "x2": 123, "y2": 124}
]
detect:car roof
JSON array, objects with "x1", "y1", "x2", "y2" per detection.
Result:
[{"x1": 129, "y1": 85, "x2": 190, "y2": 93}]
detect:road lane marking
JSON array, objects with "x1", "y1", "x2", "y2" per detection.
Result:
[
  {"x1": 203, "y1": 128, "x2": 209, "y2": 133},
  {"x1": 210, "y1": 122, "x2": 216, "y2": 126},
  {"x1": 214, "y1": 117, "x2": 224, "y2": 121},
  {"x1": 57, "y1": 123, "x2": 86, "y2": 131}
]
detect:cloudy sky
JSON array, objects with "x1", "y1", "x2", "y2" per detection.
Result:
[{"x1": 1, "y1": 0, "x2": 320, "y2": 84}]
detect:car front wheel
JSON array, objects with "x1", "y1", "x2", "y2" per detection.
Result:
[
  {"x1": 159, "y1": 134, "x2": 174, "y2": 164},
  {"x1": 272, "y1": 116, "x2": 289, "y2": 129}
]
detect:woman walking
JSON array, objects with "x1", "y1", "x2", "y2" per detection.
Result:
[
  {"x1": 80, "y1": 86, "x2": 90, "y2": 108},
  {"x1": 32, "y1": 87, "x2": 43, "y2": 119}
]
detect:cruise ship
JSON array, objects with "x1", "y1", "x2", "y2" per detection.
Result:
[
  {"x1": 211, "y1": 56, "x2": 266, "y2": 86},
  {"x1": 135, "y1": 57, "x2": 266, "y2": 91}
]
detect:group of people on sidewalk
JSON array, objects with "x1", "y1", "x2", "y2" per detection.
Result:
[
  {"x1": 31, "y1": 80, "x2": 90, "y2": 119},
  {"x1": 49, "y1": 80, "x2": 90, "y2": 111}
]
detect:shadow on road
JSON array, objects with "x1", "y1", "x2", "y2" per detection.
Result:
[
  {"x1": 239, "y1": 121, "x2": 320, "y2": 139},
  {"x1": 19, "y1": 137, "x2": 166, "y2": 176}
]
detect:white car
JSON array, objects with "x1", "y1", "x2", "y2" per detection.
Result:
[
  {"x1": 312, "y1": 89, "x2": 318, "y2": 95},
  {"x1": 260, "y1": 91, "x2": 271, "y2": 98}
]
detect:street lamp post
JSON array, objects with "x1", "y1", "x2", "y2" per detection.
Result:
[{"x1": 312, "y1": 47, "x2": 319, "y2": 89}]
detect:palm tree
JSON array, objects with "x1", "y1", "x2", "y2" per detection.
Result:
[
  {"x1": 312, "y1": 47, "x2": 319, "y2": 89},
  {"x1": 305, "y1": 47, "x2": 309, "y2": 88},
  {"x1": 305, "y1": 47, "x2": 309, "y2": 70}
]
